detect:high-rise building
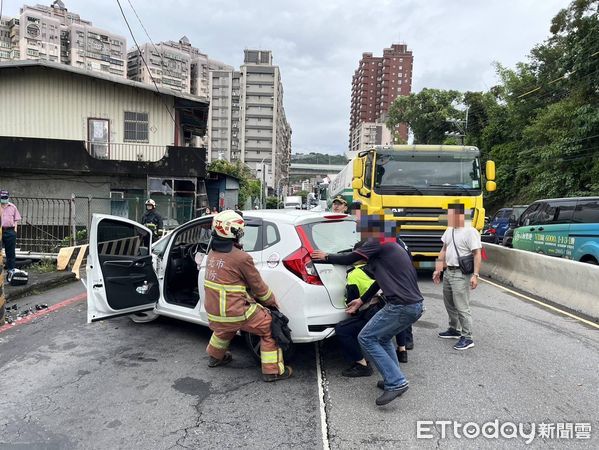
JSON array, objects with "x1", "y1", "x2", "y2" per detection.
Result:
[
  {"x1": 0, "y1": 1, "x2": 127, "y2": 76},
  {"x1": 206, "y1": 50, "x2": 291, "y2": 193},
  {"x1": 127, "y1": 43, "x2": 191, "y2": 93},
  {"x1": 348, "y1": 43, "x2": 413, "y2": 156},
  {"x1": 127, "y1": 37, "x2": 231, "y2": 97}
]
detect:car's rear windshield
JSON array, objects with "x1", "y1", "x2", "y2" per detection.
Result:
[{"x1": 301, "y1": 220, "x2": 359, "y2": 254}]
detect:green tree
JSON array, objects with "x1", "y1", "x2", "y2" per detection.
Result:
[
  {"x1": 387, "y1": 88, "x2": 463, "y2": 144},
  {"x1": 207, "y1": 160, "x2": 261, "y2": 207},
  {"x1": 265, "y1": 196, "x2": 282, "y2": 209}
]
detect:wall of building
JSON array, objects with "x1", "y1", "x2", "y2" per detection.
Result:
[{"x1": 0, "y1": 66, "x2": 175, "y2": 146}]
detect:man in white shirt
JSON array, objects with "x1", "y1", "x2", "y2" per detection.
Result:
[{"x1": 433, "y1": 203, "x2": 482, "y2": 350}]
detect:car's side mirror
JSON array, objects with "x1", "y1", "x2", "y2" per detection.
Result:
[
  {"x1": 139, "y1": 246, "x2": 149, "y2": 257},
  {"x1": 508, "y1": 214, "x2": 517, "y2": 226}
]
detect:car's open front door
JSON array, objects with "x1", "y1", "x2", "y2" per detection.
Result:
[{"x1": 87, "y1": 214, "x2": 160, "y2": 323}]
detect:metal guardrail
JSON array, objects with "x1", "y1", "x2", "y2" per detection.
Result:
[{"x1": 10, "y1": 195, "x2": 195, "y2": 255}]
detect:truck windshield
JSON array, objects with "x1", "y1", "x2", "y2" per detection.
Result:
[{"x1": 373, "y1": 151, "x2": 481, "y2": 196}]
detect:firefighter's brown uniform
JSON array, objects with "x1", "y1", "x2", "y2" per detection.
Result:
[{"x1": 204, "y1": 245, "x2": 284, "y2": 375}]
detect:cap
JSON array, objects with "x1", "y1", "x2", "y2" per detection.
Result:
[
  {"x1": 0, "y1": 190, "x2": 9, "y2": 199},
  {"x1": 332, "y1": 195, "x2": 348, "y2": 205}
]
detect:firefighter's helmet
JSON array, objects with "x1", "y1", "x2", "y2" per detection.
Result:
[
  {"x1": 145, "y1": 199, "x2": 156, "y2": 208},
  {"x1": 212, "y1": 210, "x2": 245, "y2": 239}
]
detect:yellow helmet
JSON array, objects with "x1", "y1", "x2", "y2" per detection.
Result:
[{"x1": 212, "y1": 210, "x2": 245, "y2": 239}]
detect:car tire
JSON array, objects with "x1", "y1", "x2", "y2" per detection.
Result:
[
  {"x1": 129, "y1": 311, "x2": 160, "y2": 323},
  {"x1": 243, "y1": 331, "x2": 296, "y2": 365}
]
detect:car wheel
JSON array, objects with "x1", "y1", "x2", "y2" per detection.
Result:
[
  {"x1": 243, "y1": 331, "x2": 296, "y2": 365},
  {"x1": 129, "y1": 311, "x2": 159, "y2": 323}
]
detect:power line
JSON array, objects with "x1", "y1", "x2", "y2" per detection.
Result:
[
  {"x1": 114, "y1": 0, "x2": 176, "y2": 124},
  {"x1": 126, "y1": 0, "x2": 162, "y2": 57}
]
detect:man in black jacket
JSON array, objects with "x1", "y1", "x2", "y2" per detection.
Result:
[{"x1": 312, "y1": 212, "x2": 424, "y2": 406}]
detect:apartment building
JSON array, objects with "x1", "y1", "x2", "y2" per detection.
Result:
[
  {"x1": 349, "y1": 119, "x2": 394, "y2": 155},
  {"x1": 127, "y1": 43, "x2": 191, "y2": 94},
  {"x1": 349, "y1": 43, "x2": 413, "y2": 155},
  {"x1": 206, "y1": 50, "x2": 291, "y2": 192},
  {"x1": 0, "y1": 1, "x2": 127, "y2": 76},
  {"x1": 0, "y1": 16, "x2": 20, "y2": 61}
]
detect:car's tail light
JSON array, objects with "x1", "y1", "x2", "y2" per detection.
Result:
[
  {"x1": 282, "y1": 225, "x2": 323, "y2": 285},
  {"x1": 488, "y1": 228, "x2": 497, "y2": 234}
]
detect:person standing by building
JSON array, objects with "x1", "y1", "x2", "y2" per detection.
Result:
[
  {"x1": 0, "y1": 227, "x2": 5, "y2": 325},
  {"x1": 433, "y1": 203, "x2": 482, "y2": 351},
  {"x1": 312, "y1": 214, "x2": 424, "y2": 406},
  {"x1": 0, "y1": 191, "x2": 21, "y2": 276},
  {"x1": 204, "y1": 210, "x2": 292, "y2": 382}
]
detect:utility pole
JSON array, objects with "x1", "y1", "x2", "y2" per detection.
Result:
[{"x1": 445, "y1": 106, "x2": 469, "y2": 145}]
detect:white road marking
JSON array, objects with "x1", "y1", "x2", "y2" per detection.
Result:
[
  {"x1": 315, "y1": 343, "x2": 331, "y2": 450},
  {"x1": 481, "y1": 278, "x2": 599, "y2": 329}
]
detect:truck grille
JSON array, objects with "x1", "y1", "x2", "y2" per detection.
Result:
[{"x1": 400, "y1": 230, "x2": 444, "y2": 253}]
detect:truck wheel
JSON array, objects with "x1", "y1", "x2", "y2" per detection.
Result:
[
  {"x1": 243, "y1": 331, "x2": 296, "y2": 365},
  {"x1": 581, "y1": 256, "x2": 598, "y2": 265}
]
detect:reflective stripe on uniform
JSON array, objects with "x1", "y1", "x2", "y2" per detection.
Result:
[
  {"x1": 277, "y1": 348, "x2": 284, "y2": 374},
  {"x1": 256, "y1": 289, "x2": 272, "y2": 302},
  {"x1": 209, "y1": 333, "x2": 231, "y2": 350},
  {"x1": 261, "y1": 349, "x2": 279, "y2": 364},
  {"x1": 207, "y1": 303, "x2": 258, "y2": 323},
  {"x1": 205, "y1": 280, "x2": 248, "y2": 317}
]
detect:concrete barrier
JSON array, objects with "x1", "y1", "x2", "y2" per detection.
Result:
[{"x1": 481, "y1": 243, "x2": 599, "y2": 321}]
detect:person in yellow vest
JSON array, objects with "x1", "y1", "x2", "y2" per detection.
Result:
[{"x1": 204, "y1": 210, "x2": 292, "y2": 381}]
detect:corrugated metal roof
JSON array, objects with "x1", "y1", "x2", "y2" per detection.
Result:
[{"x1": 0, "y1": 60, "x2": 209, "y2": 105}]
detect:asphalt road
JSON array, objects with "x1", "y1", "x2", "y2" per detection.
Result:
[{"x1": 0, "y1": 276, "x2": 597, "y2": 449}]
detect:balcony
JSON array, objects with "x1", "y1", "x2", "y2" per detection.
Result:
[{"x1": 86, "y1": 141, "x2": 168, "y2": 162}]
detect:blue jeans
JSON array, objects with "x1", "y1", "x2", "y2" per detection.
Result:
[{"x1": 358, "y1": 302, "x2": 423, "y2": 390}]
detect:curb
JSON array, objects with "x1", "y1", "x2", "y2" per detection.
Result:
[{"x1": 5, "y1": 272, "x2": 78, "y2": 302}]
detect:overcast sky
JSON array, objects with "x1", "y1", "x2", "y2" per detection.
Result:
[{"x1": 5, "y1": 0, "x2": 572, "y2": 154}]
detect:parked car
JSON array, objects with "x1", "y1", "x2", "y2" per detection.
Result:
[
  {"x1": 85, "y1": 210, "x2": 359, "y2": 360},
  {"x1": 497, "y1": 205, "x2": 529, "y2": 247},
  {"x1": 482, "y1": 208, "x2": 513, "y2": 244},
  {"x1": 512, "y1": 197, "x2": 599, "y2": 264}
]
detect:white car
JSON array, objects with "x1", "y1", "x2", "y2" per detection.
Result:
[{"x1": 86, "y1": 210, "x2": 359, "y2": 358}]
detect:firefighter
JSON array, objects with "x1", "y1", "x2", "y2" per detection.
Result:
[
  {"x1": 141, "y1": 199, "x2": 164, "y2": 237},
  {"x1": 204, "y1": 210, "x2": 292, "y2": 382}
]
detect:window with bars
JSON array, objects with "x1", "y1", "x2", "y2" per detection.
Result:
[{"x1": 124, "y1": 111, "x2": 149, "y2": 142}]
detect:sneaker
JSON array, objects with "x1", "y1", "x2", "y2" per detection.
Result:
[
  {"x1": 438, "y1": 328, "x2": 461, "y2": 339},
  {"x1": 453, "y1": 337, "x2": 475, "y2": 350},
  {"x1": 397, "y1": 350, "x2": 408, "y2": 363},
  {"x1": 263, "y1": 366, "x2": 293, "y2": 382},
  {"x1": 375, "y1": 383, "x2": 409, "y2": 406},
  {"x1": 341, "y1": 362, "x2": 373, "y2": 378},
  {"x1": 207, "y1": 352, "x2": 232, "y2": 368}
]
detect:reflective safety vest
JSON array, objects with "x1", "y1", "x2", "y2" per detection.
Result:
[{"x1": 346, "y1": 264, "x2": 375, "y2": 298}]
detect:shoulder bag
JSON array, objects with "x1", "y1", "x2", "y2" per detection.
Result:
[{"x1": 452, "y1": 229, "x2": 474, "y2": 275}]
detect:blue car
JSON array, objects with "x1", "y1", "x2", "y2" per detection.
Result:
[{"x1": 482, "y1": 206, "x2": 528, "y2": 244}]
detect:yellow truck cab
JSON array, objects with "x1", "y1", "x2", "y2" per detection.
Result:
[{"x1": 335, "y1": 145, "x2": 496, "y2": 269}]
